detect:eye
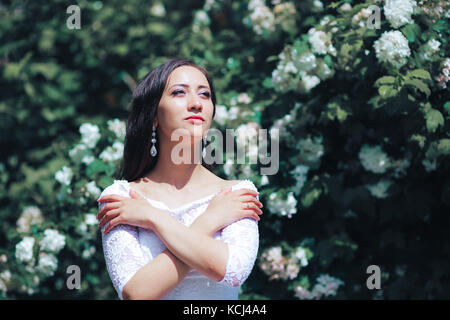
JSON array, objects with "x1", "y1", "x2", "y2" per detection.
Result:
[
  {"x1": 202, "y1": 92, "x2": 211, "y2": 98},
  {"x1": 172, "y1": 90, "x2": 184, "y2": 95}
]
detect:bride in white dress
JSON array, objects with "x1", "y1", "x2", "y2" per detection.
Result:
[{"x1": 96, "y1": 58, "x2": 264, "y2": 300}]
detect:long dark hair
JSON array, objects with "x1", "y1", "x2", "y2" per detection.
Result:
[{"x1": 119, "y1": 58, "x2": 217, "y2": 182}]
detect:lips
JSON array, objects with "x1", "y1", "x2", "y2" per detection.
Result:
[{"x1": 185, "y1": 116, "x2": 204, "y2": 121}]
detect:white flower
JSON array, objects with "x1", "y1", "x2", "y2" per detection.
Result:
[
  {"x1": 313, "y1": 0, "x2": 324, "y2": 11},
  {"x1": 15, "y1": 237, "x2": 35, "y2": 262},
  {"x1": 224, "y1": 158, "x2": 234, "y2": 176},
  {"x1": 40, "y1": 229, "x2": 66, "y2": 253},
  {"x1": 228, "y1": 106, "x2": 239, "y2": 120},
  {"x1": 85, "y1": 181, "x2": 101, "y2": 198},
  {"x1": 55, "y1": 166, "x2": 73, "y2": 186},
  {"x1": 261, "y1": 175, "x2": 269, "y2": 186},
  {"x1": 150, "y1": 1, "x2": 166, "y2": 17},
  {"x1": 294, "y1": 52, "x2": 317, "y2": 72},
  {"x1": 107, "y1": 119, "x2": 126, "y2": 140},
  {"x1": 236, "y1": 123, "x2": 259, "y2": 151},
  {"x1": 36, "y1": 253, "x2": 58, "y2": 277},
  {"x1": 339, "y1": 3, "x2": 352, "y2": 11},
  {"x1": 81, "y1": 155, "x2": 95, "y2": 165},
  {"x1": 352, "y1": 8, "x2": 373, "y2": 27},
  {"x1": 301, "y1": 72, "x2": 321, "y2": 92},
  {"x1": 194, "y1": 10, "x2": 210, "y2": 26},
  {"x1": 79, "y1": 123, "x2": 101, "y2": 148},
  {"x1": 290, "y1": 165, "x2": 309, "y2": 195},
  {"x1": 311, "y1": 274, "x2": 345, "y2": 298},
  {"x1": 85, "y1": 213, "x2": 98, "y2": 226},
  {"x1": 213, "y1": 105, "x2": 229, "y2": 126},
  {"x1": 294, "y1": 247, "x2": 309, "y2": 267},
  {"x1": 69, "y1": 144, "x2": 90, "y2": 163},
  {"x1": 359, "y1": 144, "x2": 391, "y2": 174},
  {"x1": 384, "y1": 0, "x2": 417, "y2": 29},
  {"x1": 99, "y1": 141, "x2": 124, "y2": 162},
  {"x1": 267, "y1": 191, "x2": 298, "y2": 218},
  {"x1": 294, "y1": 285, "x2": 314, "y2": 300},
  {"x1": 308, "y1": 28, "x2": 336, "y2": 56},
  {"x1": 373, "y1": 30, "x2": 411, "y2": 69},
  {"x1": 270, "y1": 114, "x2": 293, "y2": 141},
  {"x1": 82, "y1": 246, "x2": 96, "y2": 259},
  {"x1": 17, "y1": 206, "x2": 44, "y2": 233},
  {"x1": 366, "y1": 179, "x2": 393, "y2": 198},
  {"x1": 421, "y1": 39, "x2": 441, "y2": 60},
  {"x1": 248, "y1": 0, "x2": 276, "y2": 36}
]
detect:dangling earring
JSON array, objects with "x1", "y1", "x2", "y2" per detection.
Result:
[
  {"x1": 202, "y1": 136, "x2": 207, "y2": 158},
  {"x1": 150, "y1": 125, "x2": 157, "y2": 157}
]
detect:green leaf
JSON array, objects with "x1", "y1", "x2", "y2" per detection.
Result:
[
  {"x1": 405, "y1": 78, "x2": 431, "y2": 97},
  {"x1": 375, "y1": 76, "x2": 395, "y2": 87},
  {"x1": 378, "y1": 85, "x2": 398, "y2": 98},
  {"x1": 437, "y1": 139, "x2": 450, "y2": 156},
  {"x1": 425, "y1": 109, "x2": 444, "y2": 133},
  {"x1": 407, "y1": 69, "x2": 431, "y2": 81},
  {"x1": 401, "y1": 24, "x2": 421, "y2": 43},
  {"x1": 444, "y1": 101, "x2": 450, "y2": 116}
]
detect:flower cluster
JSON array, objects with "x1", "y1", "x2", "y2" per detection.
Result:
[
  {"x1": 296, "y1": 136, "x2": 324, "y2": 167},
  {"x1": 40, "y1": 229, "x2": 66, "y2": 253},
  {"x1": 384, "y1": 0, "x2": 417, "y2": 29},
  {"x1": 308, "y1": 28, "x2": 336, "y2": 56},
  {"x1": 294, "y1": 274, "x2": 345, "y2": 299},
  {"x1": 358, "y1": 144, "x2": 391, "y2": 174},
  {"x1": 259, "y1": 246, "x2": 309, "y2": 280},
  {"x1": 55, "y1": 165, "x2": 73, "y2": 186},
  {"x1": 246, "y1": 0, "x2": 276, "y2": 36},
  {"x1": 366, "y1": 179, "x2": 393, "y2": 198},
  {"x1": 373, "y1": 30, "x2": 411, "y2": 69},
  {"x1": 16, "y1": 206, "x2": 44, "y2": 233},
  {"x1": 99, "y1": 141, "x2": 124, "y2": 162},
  {"x1": 420, "y1": 39, "x2": 441, "y2": 61},
  {"x1": 290, "y1": 165, "x2": 310, "y2": 196},
  {"x1": 266, "y1": 191, "x2": 298, "y2": 218},
  {"x1": 272, "y1": 42, "x2": 334, "y2": 94},
  {"x1": 435, "y1": 58, "x2": 450, "y2": 89}
]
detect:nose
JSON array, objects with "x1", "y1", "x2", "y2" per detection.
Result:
[{"x1": 187, "y1": 94, "x2": 203, "y2": 112}]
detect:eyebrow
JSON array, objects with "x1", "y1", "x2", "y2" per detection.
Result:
[{"x1": 169, "y1": 83, "x2": 210, "y2": 90}]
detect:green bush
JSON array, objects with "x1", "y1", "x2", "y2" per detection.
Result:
[{"x1": 1, "y1": 0, "x2": 449, "y2": 299}]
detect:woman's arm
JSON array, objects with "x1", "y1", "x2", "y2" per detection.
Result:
[
  {"x1": 100, "y1": 183, "x2": 209, "y2": 300},
  {"x1": 148, "y1": 210, "x2": 229, "y2": 282},
  {"x1": 121, "y1": 220, "x2": 214, "y2": 300}
]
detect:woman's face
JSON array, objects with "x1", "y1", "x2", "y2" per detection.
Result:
[{"x1": 156, "y1": 66, "x2": 214, "y2": 143}]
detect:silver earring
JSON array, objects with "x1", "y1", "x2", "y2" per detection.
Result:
[
  {"x1": 150, "y1": 125, "x2": 157, "y2": 157},
  {"x1": 202, "y1": 136, "x2": 207, "y2": 158}
]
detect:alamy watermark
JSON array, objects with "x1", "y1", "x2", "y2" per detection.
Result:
[{"x1": 169, "y1": 126, "x2": 279, "y2": 175}]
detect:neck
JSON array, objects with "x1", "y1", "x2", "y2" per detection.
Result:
[{"x1": 144, "y1": 132, "x2": 208, "y2": 190}]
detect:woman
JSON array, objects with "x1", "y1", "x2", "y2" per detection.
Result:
[{"x1": 96, "y1": 58, "x2": 264, "y2": 300}]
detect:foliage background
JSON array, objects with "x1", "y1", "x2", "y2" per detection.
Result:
[{"x1": 0, "y1": 0, "x2": 449, "y2": 299}]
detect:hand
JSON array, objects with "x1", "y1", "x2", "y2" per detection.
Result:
[
  {"x1": 192, "y1": 186, "x2": 263, "y2": 236},
  {"x1": 97, "y1": 189, "x2": 155, "y2": 234}
]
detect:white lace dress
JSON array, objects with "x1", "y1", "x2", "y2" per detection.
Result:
[{"x1": 98, "y1": 179, "x2": 260, "y2": 300}]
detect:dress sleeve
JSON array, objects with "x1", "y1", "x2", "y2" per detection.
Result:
[
  {"x1": 217, "y1": 180, "x2": 260, "y2": 287},
  {"x1": 98, "y1": 182, "x2": 147, "y2": 300}
]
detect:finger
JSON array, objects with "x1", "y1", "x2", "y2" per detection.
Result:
[
  {"x1": 98, "y1": 209, "x2": 120, "y2": 228},
  {"x1": 240, "y1": 195, "x2": 263, "y2": 208},
  {"x1": 234, "y1": 189, "x2": 259, "y2": 197},
  {"x1": 97, "y1": 202, "x2": 120, "y2": 220},
  {"x1": 98, "y1": 195, "x2": 126, "y2": 203},
  {"x1": 129, "y1": 188, "x2": 144, "y2": 199},
  {"x1": 102, "y1": 216, "x2": 122, "y2": 234},
  {"x1": 241, "y1": 202, "x2": 262, "y2": 215},
  {"x1": 240, "y1": 210, "x2": 260, "y2": 222}
]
